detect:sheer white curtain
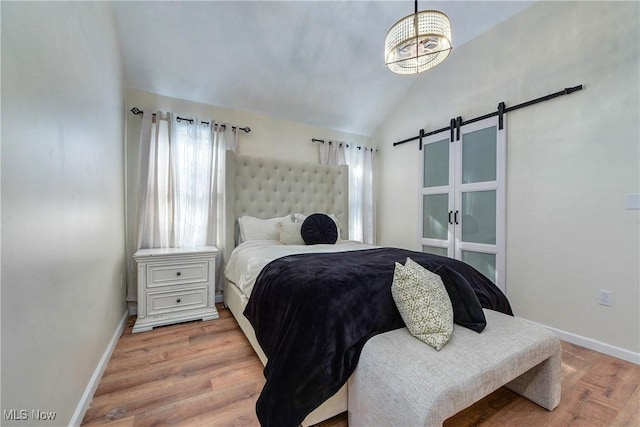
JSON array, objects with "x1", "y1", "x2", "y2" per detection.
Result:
[
  {"x1": 129, "y1": 111, "x2": 238, "y2": 301},
  {"x1": 319, "y1": 141, "x2": 376, "y2": 244},
  {"x1": 136, "y1": 112, "x2": 175, "y2": 250},
  {"x1": 172, "y1": 119, "x2": 223, "y2": 248}
]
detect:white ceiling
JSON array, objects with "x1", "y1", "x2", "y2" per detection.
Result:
[{"x1": 112, "y1": 1, "x2": 534, "y2": 136}]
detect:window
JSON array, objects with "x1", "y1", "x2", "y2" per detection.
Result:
[{"x1": 137, "y1": 113, "x2": 227, "y2": 250}]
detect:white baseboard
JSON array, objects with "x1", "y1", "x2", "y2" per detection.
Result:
[
  {"x1": 522, "y1": 317, "x2": 640, "y2": 365},
  {"x1": 69, "y1": 309, "x2": 129, "y2": 426}
]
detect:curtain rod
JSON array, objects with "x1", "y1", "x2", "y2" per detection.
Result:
[
  {"x1": 311, "y1": 138, "x2": 377, "y2": 152},
  {"x1": 130, "y1": 107, "x2": 251, "y2": 133},
  {"x1": 392, "y1": 84, "x2": 583, "y2": 149}
]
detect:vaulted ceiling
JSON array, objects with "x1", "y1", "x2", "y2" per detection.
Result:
[{"x1": 112, "y1": 1, "x2": 534, "y2": 136}]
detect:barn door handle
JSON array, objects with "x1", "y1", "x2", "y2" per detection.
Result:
[
  {"x1": 448, "y1": 211, "x2": 453, "y2": 224},
  {"x1": 454, "y1": 210, "x2": 460, "y2": 225}
]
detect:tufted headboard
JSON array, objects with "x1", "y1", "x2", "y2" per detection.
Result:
[{"x1": 224, "y1": 150, "x2": 349, "y2": 262}]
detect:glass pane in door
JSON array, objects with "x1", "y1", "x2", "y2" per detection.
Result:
[
  {"x1": 462, "y1": 251, "x2": 496, "y2": 283},
  {"x1": 462, "y1": 126, "x2": 496, "y2": 184},
  {"x1": 423, "y1": 194, "x2": 449, "y2": 240},
  {"x1": 423, "y1": 138, "x2": 449, "y2": 188},
  {"x1": 422, "y1": 246, "x2": 448, "y2": 257},
  {"x1": 461, "y1": 190, "x2": 496, "y2": 244}
]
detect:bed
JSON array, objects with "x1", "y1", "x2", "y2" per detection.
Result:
[
  {"x1": 222, "y1": 151, "x2": 557, "y2": 427},
  {"x1": 223, "y1": 151, "x2": 353, "y2": 425}
]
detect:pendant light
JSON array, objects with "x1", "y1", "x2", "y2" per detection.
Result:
[{"x1": 385, "y1": 0, "x2": 452, "y2": 74}]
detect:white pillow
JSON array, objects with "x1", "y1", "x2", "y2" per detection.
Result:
[
  {"x1": 238, "y1": 215, "x2": 285, "y2": 242},
  {"x1": 328, "y1": 214, "x2": 343, "y2": 241},
  {"x1": 275, "y1": 214, "x2": 307, "y2": 245}
]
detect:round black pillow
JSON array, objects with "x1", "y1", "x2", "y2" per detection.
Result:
[{"x1": 301, "y1": 213, "x2": 338, "y2": 245}]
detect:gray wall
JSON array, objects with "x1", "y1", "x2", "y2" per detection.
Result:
[
  {"x1": 375, "y1": 1, "x2": 639, "y2": 359},
  {"x1": 1, "y1": 2, "x2": 127, "y2": 424}
]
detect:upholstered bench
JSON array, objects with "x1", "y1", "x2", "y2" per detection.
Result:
[{"x1": 348, "y1": 309, "x2": 562, "y2": 427}]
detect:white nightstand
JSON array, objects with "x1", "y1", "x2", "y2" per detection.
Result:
[{"x1": 133, "y1": 246, "x2": 219, "y2": 333}]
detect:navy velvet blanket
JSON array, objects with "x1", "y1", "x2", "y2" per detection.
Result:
[{"x1": 243, "y1": 247, "x2": 512, "y2": 427}]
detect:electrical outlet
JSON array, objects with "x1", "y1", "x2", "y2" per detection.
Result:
[{"x1": 598, "y1": 290, "x2": 612, "y2": 306}]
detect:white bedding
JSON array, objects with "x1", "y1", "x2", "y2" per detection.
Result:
[{"x1": 225, "y1": 240, "x2": 375, "y2": 298}]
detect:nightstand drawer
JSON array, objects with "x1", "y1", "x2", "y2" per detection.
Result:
[
  {"x1": 147, "y1": 261, "x2": 209, "y2": 288},
  {"x1": 147, "y1": 287, "x2": 208, "y2": 315}
]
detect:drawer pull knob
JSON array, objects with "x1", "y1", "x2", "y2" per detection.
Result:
[
  {"x1": 176, "y1": 272, "x2": 181, "y2": 276},
  {"x1": 176, "y1": 298, "x2": 181, "y2": 303}
]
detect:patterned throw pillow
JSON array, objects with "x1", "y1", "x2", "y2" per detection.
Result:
[
  {"x1": 391, "y1": 257, "x2": 454, "y2": 351},
  {"x1": 275, "y1": 214, "x2": 307, "y2": 245}
]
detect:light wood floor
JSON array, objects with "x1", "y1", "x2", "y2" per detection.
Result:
[{"x1": 82, "y1": 305, "x2": 639, "y2": 427}]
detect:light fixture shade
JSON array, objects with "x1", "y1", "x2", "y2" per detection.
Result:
[{"x1": 385, "y1": 10, "x2": 452, "y2": 74}]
